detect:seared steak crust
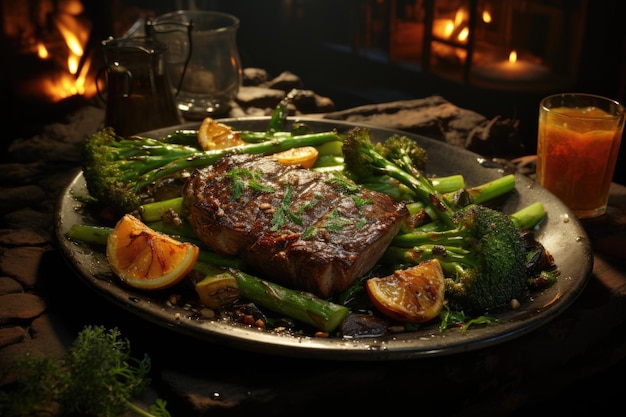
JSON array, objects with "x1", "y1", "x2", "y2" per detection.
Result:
[{"x1": 183, "y1": 154, "x2": 408, "y2": 297}]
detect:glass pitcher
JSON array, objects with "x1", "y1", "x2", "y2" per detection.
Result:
[
  {"x1": 99, "y1": 37, "x2": 183, "y2": 137},
  {"x1": 146, "y1": 10, "x2": 243, "y2": 120}
]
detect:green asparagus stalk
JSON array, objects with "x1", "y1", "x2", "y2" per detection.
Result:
[
  {"x1": 65, "y1": 224, "x2": 112, "y2": 246},
  {"x1": 228, "y1": 269, "x2": 350, "y2": 333},
  {"x1": 466, "y1": 174, "x2": 516, "y2": 205},
  {"x1": 140, "y1": 197, "x2": 185, "y2": 223}
]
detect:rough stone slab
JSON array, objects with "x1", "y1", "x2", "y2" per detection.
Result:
[
  {"x1": 0, "y1": 162, "x2": 45, "y2": 185},
  {"x1": 0, "y1": 185, "x2": 46, "y2": 214},
  {"x1": 0, "y1": 276, "x2": 23, "y2": 295},
  {"x1": 260, "y1": 70, "x2": 304, "y2": 92},
  {"x1": 0, "y1": 293, "x2": 46, "y2": 323},
  {"x1": 235, "y1": 86, "x2": 286, "y2": 110},
  {"x1": 0, "y1": 246, "x2": 49, "y2": 288},
  {"x1": 0, "y1": 326, "x2": 27, "y2": 349},
  {"x1": 3, "y1": 208, "x2": 53, "y2": 234},
  {"x1": 323, "y1": 95, "x2": 524, "y2": 158},
  {"x1": 0, "y1": 229, "x2": 49, "y2": 246}
]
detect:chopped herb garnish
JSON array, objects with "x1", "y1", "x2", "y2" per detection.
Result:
[
  {"x1": 302, "y1": 226, "x2": 318, "y2": 239},
  {"x1": 296, "y1": 193, "x2": 322, "y2": 213},
  {"x1": 325, "y1": 172, "x2": 360, "y2": 193},
  {"x1": 351, "y1": 195, "x2": 373, "y2": 209},
  {"x1": 324, "y1": 209, "x2": 352, "y2": 232},
  {"x1": 227, "y1": 168, "x2": 274, "y2": 199},
  {"x1": 271, "y1": 185, "x2": 303, "y2": 231}
]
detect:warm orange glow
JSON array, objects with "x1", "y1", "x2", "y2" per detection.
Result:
[
  {"x1": 443, "y1": 21, "x2": 454, "y2": 37},
  {"x1": 39, "y1": 52, "x2": 94, "y2": 101},
  {"x1": 67, "y1": 54, "x2": 79, "y2": 75},
  {"x1": 37, "y1": 42, "x2": 49, "y2": 59},
  {"x1": 458, "y1": 27, "x2": 469, "y2": 42},
  {"x1": 482, "y1": 10, "x2": 492, "y2": 23},
  {"x1": 55, "y1": 15, "x2": 85, "y2": 56},
  {"x1": 454, "y1": 9, "x2": 467, "y2": 27},
  {"x1": 434, "y1": 8, "x2": 469, "y2": 44},
  {"x1": 508, "y1": 50, "x2": 518, "y2": 63}
]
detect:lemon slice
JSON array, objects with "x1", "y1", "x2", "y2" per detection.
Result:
[
  {"x1": 106, "y1": 214, "x2": 199, "y2": 290},
  {"x1": 197, "y1": 117, "x2": 245, "y2": 150},
  {"x1": 272, "y1": 146, "x2": 319, "y2": 169},
  {"x1": 366, "y1": 259, "x2": 445, "y2": 323}
]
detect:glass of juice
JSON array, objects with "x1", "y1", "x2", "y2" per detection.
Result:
[{"x1": 536, "y1": 93, "x2": 625, "y2": 218}]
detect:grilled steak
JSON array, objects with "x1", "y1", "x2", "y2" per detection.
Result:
[{"x1": 183, "y1": 153, "x2": 409, "y2": 298}]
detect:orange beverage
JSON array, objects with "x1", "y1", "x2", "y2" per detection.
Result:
[{"x1": 536, "y1": 93, "x2": 625, "y2": 218}]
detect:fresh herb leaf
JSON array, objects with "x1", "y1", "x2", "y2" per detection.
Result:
[
  {"x1": 271, "y1": 185, "x2": 302, "y2": 231},
  {"x1": 324, "y1": 209, "x2": 352, "y2": 232},
  {"x1": 325, "y1": 172, "x2": 360, "y2": 193},
  {"x1": 296, "y1": 193, "x2": 322, "y2": 213},
  {"x1": 302, "y1": 226, "x2": 318, "y2": 239},
  {"x1": 228, "y1": 167, "x2": 274, "y2": 199}
]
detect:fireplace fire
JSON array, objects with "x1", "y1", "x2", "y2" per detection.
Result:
[{"x1": 1, "y1": 0, "x2": 100, "y2": 103}]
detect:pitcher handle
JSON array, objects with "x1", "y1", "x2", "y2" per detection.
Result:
[
  {"x1": 145, "y1": 18, "x2": 193, "y2": 98},
  {"x1": 96, "y1": 65, "x2": 133, "y2": 103}
]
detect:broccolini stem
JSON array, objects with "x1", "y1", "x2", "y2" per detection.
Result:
[
  {"x1": 238, "y1": 130, "x2": 292, "y2": 142},
  {"x1": 355, "y1": 142, "x2": 457, "y2": 228},
  {"x1": 267, "y1": 89, "x2": 299, "y2": 134},
  {"x1": 381, "y1": 244, "x2": 475, "y2": 271},
  {"x1": 140, "y1": 197, "x2": 185, "y2": 222},
  {"x1": 466, "y1": 174, "x2": 516, "y2": 205},
  {"x1": 133, "y1": 131, "x2": 342, "y2": 192},
  {"x1": 509, "y1": 201, "x2": 546, "y2": 230},
  {"x1": 430, "y1": 175, "x2": 465, "y2": 193},
  {"x1": 391, "y1": 202, "x2": 547, "y2": 247},
  {"x1": 66, "y1": 224, "x2": 112, "y2": 245}
]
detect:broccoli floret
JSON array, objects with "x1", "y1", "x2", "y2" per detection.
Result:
[
  {"x1": 343, "y1": 127, "x2": 456, "y2": 228},
  {"x1": 383, "y1": 204, "x2": 530, "y2": 313},
  {"x1": 81, "y1": 127, "x2": 202, "y2": 214},
  {"x1": 377, "y1": 133, "x2": 428, "y2": 173}
]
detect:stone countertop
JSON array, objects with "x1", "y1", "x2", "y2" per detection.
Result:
[{"x1": 1, "y1": 77, "x2": 626, "y2": 416}]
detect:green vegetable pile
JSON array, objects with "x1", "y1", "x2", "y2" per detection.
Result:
[
  {"x1": 342, "y1": 127, "x2": 555, "y2": 314},
  {"x1": 68, "y1": 90, "x2": 557, "y2": 336}
]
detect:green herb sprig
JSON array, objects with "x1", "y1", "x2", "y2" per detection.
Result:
[{"x1": 0, "y1": 325, "x2": 170, "y2": 417}]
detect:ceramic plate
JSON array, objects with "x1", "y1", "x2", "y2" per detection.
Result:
[{"x1": 55, "y1": 117, "x2": 593, "y2": 361}]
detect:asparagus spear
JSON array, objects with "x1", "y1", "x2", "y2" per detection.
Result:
[{"x1": 228, "y1": 269, "x2": 350, "y2": 333}]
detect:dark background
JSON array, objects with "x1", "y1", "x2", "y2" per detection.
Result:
[
  {"x1": 4, "y1": 0, "x2": 625, "y2": 184},
  {"x1": 96, "y1": 0, "x2": 626, "y2": 185}
]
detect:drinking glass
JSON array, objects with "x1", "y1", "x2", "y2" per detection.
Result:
[{"x1": 536, "y1": 93, "x2": 625, "y2": 218}]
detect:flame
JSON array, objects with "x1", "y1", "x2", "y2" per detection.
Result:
[
  {"x1": 482, "y1": 10, "x2": 492, "y2": 23},
  {"x1": 55, "y1": 14, "x2": 85, "y2": 57},
  {"x1": 435, "y1": 8, "x2": 469, "y2": 44},
  {"x1": 33, "y1": 0, "x2": 96, "y2": 102},
  {"x1": 454, "y1": 9, "x2": 467, "y2": 27},
  {"x1": 37, "y1": 42, "x2": 49, "y2": 59},
  {"x1": 508, "y1": 50, "x2": 518, "y2": 63},
  {"x1": 458, "y1": 27, "x2": 469, "y2": 42}
]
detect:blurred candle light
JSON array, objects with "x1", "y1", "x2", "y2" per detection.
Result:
[{"x1": 473, "y1": 50, "x2": 549, "y2": 82}]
